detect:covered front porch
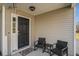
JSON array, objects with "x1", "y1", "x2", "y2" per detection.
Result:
[{"x1": 0, "y1": 3, "x2": 74, "y2": 56}]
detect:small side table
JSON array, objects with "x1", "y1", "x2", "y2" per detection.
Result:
[{"x1": 43, "y1": 43, "x2": 53, "y2": 56}]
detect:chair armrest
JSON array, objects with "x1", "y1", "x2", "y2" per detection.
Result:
[
  {"x1": 61, "y1": 46, "x2": 68, "y2": 51},
  {"x1": 34, "y1": 40, "x2": 38, "y2": 45},
  {"x1": 53, "y1": 43, "x2": 56, "y2": 45},
  {"x1": 52, "y1": 43, "x2": 56, "y2": 48},
  {"x1": 49, "y1": 43, "x2": 56, "y2": 49}
]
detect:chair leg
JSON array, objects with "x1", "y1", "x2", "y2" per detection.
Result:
[
  {"x1": 42, "y1": 45, "x2": 46, "y2": 53},
  {"x1": 66, "y1": 48, "x2": 68, "y2": 56},
  {"x1": 34, "y1": 46, "x2": 37, "y2": 50},
  {"x1": 67, "y1": 51, "x2": 68, "y2": 56},
  {"x1": 49, "y1": 50, "x2": 52, "y2": 56},
  {"x1": 49, "y1": 52, "x2": 51, "y2": 56},
  {"x1": 42, "y1": 47, "x2": 45, "y2": 53},
  {"x1": 34, "y1": 48, "x2": 36, "y2": 50},
  {"x1": 50, "y1": 52, "x2": 54, "y2": 56}
]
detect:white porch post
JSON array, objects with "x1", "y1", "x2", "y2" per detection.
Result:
[{"x1": 2, "y1": 5, "x2": 7, "y2": 56}]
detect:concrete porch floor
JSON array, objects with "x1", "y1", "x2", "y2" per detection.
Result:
[{"x1": 12, "y1": 49, "x2": 57, "y2": 56}]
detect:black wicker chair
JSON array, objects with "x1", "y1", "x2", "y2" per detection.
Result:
[
  {"x1": 34, "y1": 37, "x2": 46, "y2": 50},
  {"x1": 50, "y1": 40, "x2": 68, "y2": 56}
]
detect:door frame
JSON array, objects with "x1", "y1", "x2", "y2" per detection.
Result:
[{"x1": 11, "y1": 13, "x2": 31, "y2": 55}]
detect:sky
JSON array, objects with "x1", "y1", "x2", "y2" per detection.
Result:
[{"x1": 75, "y1": 3, "x2": 79, "y2": 24}]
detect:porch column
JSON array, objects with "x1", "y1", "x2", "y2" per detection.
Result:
[{"x1": 2, "y1": 5, "x2": 8, "y2": 56}]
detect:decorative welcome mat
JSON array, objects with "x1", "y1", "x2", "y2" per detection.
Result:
[{"x1": 19, "y1": 48, "x2": 33, "y2": 56}]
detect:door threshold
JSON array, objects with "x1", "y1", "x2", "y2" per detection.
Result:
[{"x1": 11, "y1": 45, "x2": 30, "y2": 55}]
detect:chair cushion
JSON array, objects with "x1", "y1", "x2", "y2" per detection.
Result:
[
  {"x1": 52, "y1": 48, "x2": 61, "y2": 55},
  {"x1": 35, "y1": 44, "x2": 44, "y2": 48},
  {"x1": 38, "y1": 38, "x2": 46, "y2": 45},
  {"x1": 56, "y1": 40, "x2": 67, "y2": 49},
  {"x1": 52, "y1": 48, "x2": 67, "y2": 56}
]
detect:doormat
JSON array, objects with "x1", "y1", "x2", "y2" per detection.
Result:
[{"x1": 19, "y1": 48, "x2": 33, "y2": 56}]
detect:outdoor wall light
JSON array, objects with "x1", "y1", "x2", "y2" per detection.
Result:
[{"x1": 29, "y1": 6, "x2": 35, "y2": 11}]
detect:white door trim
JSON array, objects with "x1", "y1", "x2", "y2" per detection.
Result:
[
  {"x1": 11, "y1": 13, "x2": 31, "y2": 55},
  {"x1": 11, "y1": 13, "x2": 18, "y2": 54}
]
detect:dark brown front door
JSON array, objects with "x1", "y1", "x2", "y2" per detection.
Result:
[{"x1": 18, "y1": 16, "x2": 29, "y2": 49}]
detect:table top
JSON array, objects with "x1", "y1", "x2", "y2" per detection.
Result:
[{"x1": 45, "y1": 43, "x2": 53, "y2": 47}]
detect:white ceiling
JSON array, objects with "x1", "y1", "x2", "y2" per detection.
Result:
[{"x1": 6, "y1": 3, "x2": 71, "y2": 15}]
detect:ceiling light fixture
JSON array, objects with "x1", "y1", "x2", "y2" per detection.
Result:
[{"x1": 29, "y1": 6, "x2": 35, "y2": 11}]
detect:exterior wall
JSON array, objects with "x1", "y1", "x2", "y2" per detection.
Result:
[
  {"x1": 35, "y1": 7, "x2": 74, "y2": 56},
  {"x1": 5, "y1": 8, "x2": 35, "y2": 55}
]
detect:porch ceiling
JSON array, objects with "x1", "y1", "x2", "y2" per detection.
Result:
[{"x1": 5, "y1": 3, "x2": 71, "y2": 15}]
